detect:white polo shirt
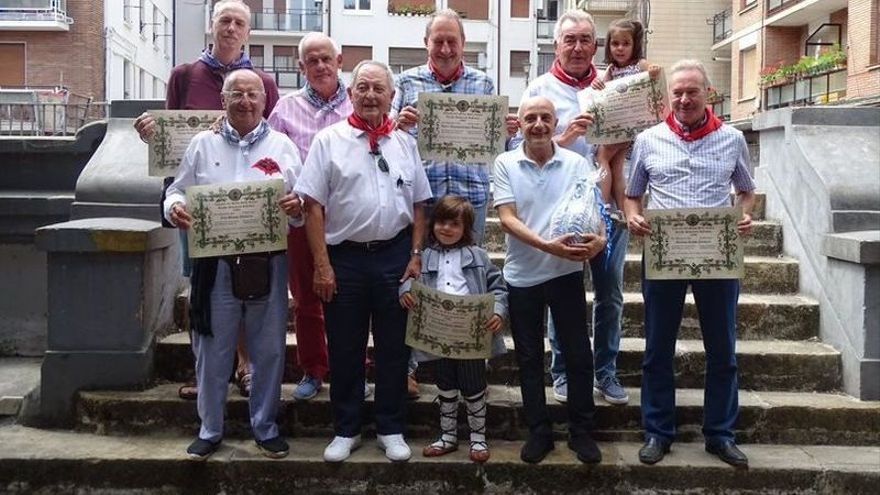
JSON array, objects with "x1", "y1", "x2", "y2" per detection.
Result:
[
  {"x1": 494, "y1": 144, "x2": 593, "y2": 287},
  {"x1": 295, "y1": 120, "x2": 432, "y2": 245},
  {"x1": 163, "y1": 125, "x2": 302, "y2": 225}
]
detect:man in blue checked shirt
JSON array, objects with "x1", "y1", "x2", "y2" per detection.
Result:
[
  {"x1": 392, "y1": 8, "x2": 517, "y2": 398},
  {"x1": 624, "y1": 59, "x2": 755, "y2": 469}
]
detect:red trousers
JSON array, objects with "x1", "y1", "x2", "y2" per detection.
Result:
[{"x1": 287, "y1": 225, "x2": 329, "y2": 380}]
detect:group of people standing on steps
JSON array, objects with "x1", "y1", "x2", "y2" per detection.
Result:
[{"x1": 136, "y1": 0, "x2": 755, "y2": 469}]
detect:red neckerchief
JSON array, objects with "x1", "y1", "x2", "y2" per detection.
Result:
[
  {"x1": 665, "y1": 107, "x2": 723, "y2": 142},
  {"x1": 347, "y1": 113, "x2": 395, "y2": 153},
  {"x1": 549, "y1": 58, "x2": 596, "y2": 89},
  {"x1": 428, "y1": 60, "x2": 464, "y2": 86}
]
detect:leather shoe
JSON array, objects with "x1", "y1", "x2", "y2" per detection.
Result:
[
  {"x1": 706, "y1": 440, "x2": 748, "y2": 468},
  {"x1": 638, "y1": 437, "x2": 670, "y2": 465},
  {"x1": 568, "y1": 435, "x2": 601, "y2": 464},
  {"x1": 520, "y1": 433, "x2": 554, "y2": 464}
]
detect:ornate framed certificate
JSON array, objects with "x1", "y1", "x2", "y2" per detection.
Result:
[
  {"x1": 148, "y1": 110, "x2": 224, "y2": 177},
  {"x1": 186, "y1": 179, "x2": 287, "y2": 258},
  {"x1": 405, "y1": 281, "x2": 495, "y2": 359},
  {"x1": 644, "y1": 207, "x2": 744, "y2": 280},
  {"x1": 416, "y1": 93, "x2": 508, "y2": 163},
  {"x1": 577, "y1": 70, "x2": 669, "y2": 145}
]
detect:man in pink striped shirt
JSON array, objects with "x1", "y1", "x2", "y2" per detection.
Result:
[{"x1": 268, "y1": 32, "x2": 353, "y2": 401}]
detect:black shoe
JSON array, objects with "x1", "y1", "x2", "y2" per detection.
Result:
[
  {"x1": 520, "y1": 434, "x2": 554, "y2": 464},
  {"x1": 638, "y1": 437, "x2": 670, "y2": 465},
  {"x1": 257, "y1": 436, "x2": 290, "y2": 459},
  {"x1": 568, "y1": 435, "x2": 602, "y2": 464},
  {"x1": 186, "y1": 438, "x2": 220, "y2": 461},
  {"x1": 706, "y1": 440, "x2": 748, "y2": 468}
]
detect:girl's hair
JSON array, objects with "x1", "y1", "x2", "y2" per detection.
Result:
[
  {"x1": 428, "y1": 195, "x2": 475, "y2": 248},
  {"x1": 604, "y1": 19, "x2": 644, "y2": 66}
]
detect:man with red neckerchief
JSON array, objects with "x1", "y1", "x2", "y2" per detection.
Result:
[{"x1": 624, "y1": 59, "x2": 756, "y2": 469}]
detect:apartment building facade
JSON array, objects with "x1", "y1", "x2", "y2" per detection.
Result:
[
  {"x1": 0, "y1": 0, "x2": 174, "y2": 102},
  {"x1": 712, "y1": 0, "x2": 880, "y2": 121}
]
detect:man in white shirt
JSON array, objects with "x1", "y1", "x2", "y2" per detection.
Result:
[
  {"x1": 295, "y1": 61, "x2": 432, "y2": 464},
  {"x1": 164, "y1": 69, "x2": 304, "y2": 461},
  {"x1": 494, "y1": 96, "x2": 606, "y2": 464}
]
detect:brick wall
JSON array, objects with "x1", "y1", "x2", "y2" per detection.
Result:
[
  {"x1": 846, "y1": 0, "x2": 880, "y2": 99},
  {"x1": 0, "y1": 0, "x2": 106, "y2": 100}
]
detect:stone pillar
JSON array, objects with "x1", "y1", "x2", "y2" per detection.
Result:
[{"x1": 35, "y1": 217, "x2": 178, "y2": 425}]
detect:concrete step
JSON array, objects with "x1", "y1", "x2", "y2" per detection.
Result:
[
  {"x1": 2, "y1": 425, "x2": 876, "y2": 494},
  {"x1": 483, "y1": 218, "x2": 783, "y2": 257},
  {"x1": 487, "y1": 253, "x2": 801, "y2": 294},
  {"x1": 76, "y1": 384, "x2": 880, "y2": 446},
  {"x1": 155, "y1": 333, "x2": 839, "y2": 392}
]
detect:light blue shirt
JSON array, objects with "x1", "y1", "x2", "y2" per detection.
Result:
[
  {"x1": 493, "y1": 145, "x2": 593, "y2": 287},
  {"x1": 626, "y1": 122, "x2": 755, "y2": 209},
  {"x1": 512, "y1": 72, "x2": 596, "y2": 163}
]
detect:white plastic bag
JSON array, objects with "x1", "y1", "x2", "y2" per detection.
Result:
[{"x1": 549, "y1": 173, "x2": 604, "y2": 243}]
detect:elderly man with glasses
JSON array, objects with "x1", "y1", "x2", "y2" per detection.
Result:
[{"x1": 295, "y1": 61, "x2": 432, "y2": 464}]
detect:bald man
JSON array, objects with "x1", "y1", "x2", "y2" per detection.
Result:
[{"x1": 493, "y1": 97, "x2": 606, "y2": 464}]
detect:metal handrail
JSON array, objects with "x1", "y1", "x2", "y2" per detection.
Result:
[
  {"x1": 0, "y1": 0, "x2": 71, "y2": 23},
  {"x1": 712, "y1": 8, "x2": 732, "y2": 43},
  {"x1": 0, "y1": 101, "x2": 106, "y2": 137},
  {"x1": 249, "y1": 9, "x2": 322, "y2": 31}
]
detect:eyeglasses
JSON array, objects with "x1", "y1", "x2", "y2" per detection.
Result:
[
  {"x1": 370, "y1": 149, "x2": 389, "y2": 173},
  {"x1": 224, "y1": 90, "x2": 265, "y2": 102}
]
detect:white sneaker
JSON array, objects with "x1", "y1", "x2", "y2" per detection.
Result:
[
  {"x1": 323, "y1": 435, "x2": 362, "y2": 463},
  {"x1": 377, "y1": 433, "x2": 412, "y2": 462},
  {"x1": 364, "y1": 381, "x2": 374, "y2": 399}
]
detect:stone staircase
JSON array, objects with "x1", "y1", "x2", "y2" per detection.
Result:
[{"x1": 3, "y1": 193, "x2": 879, "y2": 494}]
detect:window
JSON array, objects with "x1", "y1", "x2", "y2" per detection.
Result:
[
  {"x1": 273, "y1": 46, "x2": 296, "y2": 70},
  {"x1": 164, "y1": 18, "x2": 172, "y2": 54},
  {"x1": 449, "y1": 0, "x2": 488, "y2": 20},
  {"x1": 140, "y1": 68, "x2": 149, "y2": 98},
  {"x1": 341, "y1": 45, "x2": 372, "y2": 71},
  {"x1": 250, "y1": 45, "x2": 265, "y2": 69},
  {"x1": 153, "y1": 6, "x2": 161, "y2": 47},
  {"x1": 741, "y1": 0, "x2": 757, "y2": 9},
  {"x1": 511, "y1": 0, "x2": 529, "y2": 19},
  {"x1": 344, "y1": 0, "x2": 371, "y2": 11},
  {"x1": 509, "y1": 51, "x2": 530, "y2": 78},
  {"x1": 136, "y1": 0, "x2": 145, "y2": 34},
  {"x1": 740, "y1": 47, "x2": 758, "y2": 100},
  {"x1": 123, "y1": 60, "x2": 133, "y2": 99},
  {"x1": 123, "y1": 0, "x2": 132, "y2": 23},
  {"x1": 389, "y1": 47, "x2": 425, "y2": 74}
]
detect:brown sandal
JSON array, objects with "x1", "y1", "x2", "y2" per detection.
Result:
[
  {"x1": 178, "y1": 382, "x2": 198, "y2": 400},
  {"x1": 237, "y1": 373, "x2": 252, "y2": 398}
]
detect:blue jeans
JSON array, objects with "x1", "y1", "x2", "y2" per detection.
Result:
[
  {"x1": 324, "y1": 233, "x2": 411, "y2": 437},
  {"x1": 549, "y1": 225, "x2": 628, "y2": 385},
  {"x1": 509, "y1": 271, "x2": 596, "y2": 438},
  {"x1": 640, "y1": 268, "x2": 740, "y2": 446}
]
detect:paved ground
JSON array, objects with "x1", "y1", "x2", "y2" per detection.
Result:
[{"x1": 0, "y1": 357, "x2": 40, "y2": 415}]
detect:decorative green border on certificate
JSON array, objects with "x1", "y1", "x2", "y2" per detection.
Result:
[
  {"x1": 647, "y1": 208, "x2": 742, "y2": 278},
  {"x1": 583, "y1": 71, "x2": 669, "y2": 143},
  {"x1": 148, "y1": 111, "x2": 223, "y2": 177},
  {"x1": 407, "y1": 282, "x2": 493, "y2": 358},
  {"x1": 189, "y1": 183, "x2": 283, "y2": 253},
  {"x1": 420, "y1": 96, "x2": 505, "y2": 162}
]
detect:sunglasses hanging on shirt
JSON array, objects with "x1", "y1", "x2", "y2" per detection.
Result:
[{"x1": 370, "y1": 149, "x2": 389, "y2": 173}]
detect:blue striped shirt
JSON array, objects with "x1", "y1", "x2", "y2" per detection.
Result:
[
  {"x1": 392, "y1": 64, "x2": 496, "y2": 207},
  {"x1": 626, "y1": 122, "x2": 755, "y2": 209}
]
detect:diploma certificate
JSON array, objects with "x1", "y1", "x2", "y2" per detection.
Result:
[
  {"x1": 417, "y1": 93, "x2": 508, "y2": 163},
  {"x1": 644, "y1": 207, "x2": 744, "y2": 280},
  {"x1": 577, "y1": 71, "x2": 669, "y2": 145},
  {"x1": 186, "y1": 179, "x2": 287, "y2": 258},
  {"x1": 405, "y1": 281, "x2": 495, "y2": 359},
  {"x1": 148, "y1": 110, "x2": 224, "y2": 177}
]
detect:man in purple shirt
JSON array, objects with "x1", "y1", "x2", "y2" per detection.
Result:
[
  {"x1": 267, "y1": 32, "x2": 353, "y2": 402},
  {"x1": 624, "y1": 59, "x2": 755, "y2": 468},
  {"x1": 134, "y1": 0, "x2": 279, "y2": 400}
]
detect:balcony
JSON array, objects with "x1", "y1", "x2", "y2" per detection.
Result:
[
  {"x1": 537, "y1": 19, "x2": 554, "y2": 39},
  {"x1": 0, "y1": 88, "x2": 103, "y2": 136},
  {"x1": 256, "y1": 66, "x2": 305, "y2": 92},
  {"x1": 765, "y1": 0, "x2": 848, "y2": 27},
  {"x1": 0, "y1": 0, "x2": 72, "y2": 31},
  {"x1": 576, "y1": 0, "x2": 636, "y2": 13},
  {"x1": 764, "y1": 67, "x2": 847, "y2": 110},
  {"x1": 250, "y1": 9, "x2": 322, "y2": 33},
  {"x1": 712, "y1": 8, "x2": 732, "y2": 43}
]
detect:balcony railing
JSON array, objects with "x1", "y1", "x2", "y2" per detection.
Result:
[
  {"x1": 766, "y1": 0, "x2": 805, "y2": 15},
  {"x1": 764, "y1": 67, "x2": 847, "y2": 110},
  {"x1": 0, "y1": 0, "x2": 72, "y2": 28},
  {"x1": 712, "y1": 8, "x2": 732, "y2": 43},
  {"x1": 256, "y1": 66, "x2": 305, "y2": 91},
  {"x1": 537, "y1": 19, "x2": 554, "y2": 39},
  {"x1": 577, "y1": 0, "x2": 636, "y2": 12},
  {"x1": 709, "y1": 94, "x2": 731, "y2": 121},
  {"x1": 251, "y1": 9, "x2": 321, "y2": 32}
]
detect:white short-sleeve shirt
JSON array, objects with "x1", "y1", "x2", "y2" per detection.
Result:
[
  {"x1": 493, "y1": 145, "x2": 594, "y2": 287},
  {"x1": 295, "y1": 120, "x2": 433, "y2": 245}
]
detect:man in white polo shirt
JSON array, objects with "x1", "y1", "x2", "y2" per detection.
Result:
[
  {"x1": 295, "y1": 61, "x2": 432, "y2": 464},
  {"x1": 494, "y1": 96, "x2": 606, "y2": 465}
]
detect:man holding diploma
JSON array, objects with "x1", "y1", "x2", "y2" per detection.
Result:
[
  {"x1": 164, "y1": 69, "x2": 303, "y2": 461},
  {"x1": 624, "y1": 59, "x2": 755, "y2": 468}
]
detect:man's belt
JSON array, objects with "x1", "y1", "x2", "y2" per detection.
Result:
[{"x1": 337, "y1": 227, "x2": 411, "y2": 252}]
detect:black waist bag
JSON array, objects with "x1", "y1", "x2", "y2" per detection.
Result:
[{"x1": 225, "y1": 253, "x2": 271, "y2": 300}]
